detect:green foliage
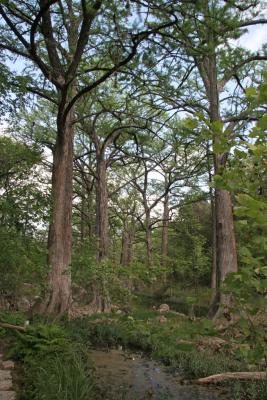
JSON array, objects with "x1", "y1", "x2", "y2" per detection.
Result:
[
  {"x1": 231, "y1": 380, "x2": 267, "y2": 400},
  {"x1": 65, "y1": 314, "x2": 242, "y2": 380},
  {"x1": 6, "y1": 321, "x2": 94, "y2": 400},
  {"x1": 8, "y1": 323, "x2": 69, "y2": 361},
  {"x1": 0, "y1": 310, "x2": 26, "y2": 337},
  {"x1": 221, "y1": 74, "x2": 267, "y2": 367},
  {"x1": 23, "y1": 352, "x2": 94, "y2": 400},
  {"x1": 0, "y1": 228, "x2": 46, "y2": 301},
  {"x1": 72, "y1": 241, "x2": 133, "y2": 304},
  {"x1": 169, "y1": 199, "x2": 211, "y2": 286}
]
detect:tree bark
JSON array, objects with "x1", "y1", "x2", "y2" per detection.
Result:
[
  {"x1": 145, "y1": 210, "x2": 153, "y2": 267},
  {"x1": 41, "y1": 109, "x2": 74, "y2": 316},
  {"x1": 210, "y1": 193, "x2": 217, "y2": 289},
  {"x1": 120, "y1": 225, "x2": 133, "y2": 266},
  {"x1": 95, "y1": 157, "x2": 109, "y2": 262},
  {"x1": 195, "y1": 372, "x2": 267, "y2": 384},
  {"x1": 161, "y1": 192, "x2": 169, "y2": 267},
  {"x1": 200, "y1": 50, "x2": 238, "y2": 317}
]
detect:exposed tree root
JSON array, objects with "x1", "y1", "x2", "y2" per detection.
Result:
[{"x1": 195, "y1": 372, "x2": 267, "y2": 384}]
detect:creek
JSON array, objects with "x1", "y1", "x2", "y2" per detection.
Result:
[{"x1": 89, "y1": 348, "x2": 228, "y2": 400}]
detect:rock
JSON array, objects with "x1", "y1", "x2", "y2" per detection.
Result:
[
  {"x1": 0, "y1": 381, "x2": 12, "y2": 391},
  {"x1": 0, "y1": 391, "x2": 16, "y2": 400},
  {"x1": 197, "y1": 337, "x2": 227, "y2": 352},
  {"x1": 0, "y1": 371, "x2": 12, "y2": 381},
  {"x1": 155, "y1": 316, "x2": 167, "y2": 324},
  {"x1": 17, "y1": 297, "x2": 31, "y2": 312},
  {"x1": 158, "y1": 304, "x2": 170, "y2": 313},
  {"x1": 2, "y1": 361, "x2": 14, "y2": 370},
  {"x1": 116, "y1": 310, "x2": 123, "y2": 315}
]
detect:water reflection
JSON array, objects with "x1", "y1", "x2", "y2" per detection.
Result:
[{"x1": 89, "y1": 348, "x2": 227, "y2": 400}]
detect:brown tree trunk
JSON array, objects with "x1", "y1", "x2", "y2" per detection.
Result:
[
  {"x1": 41, "y1": 110, "x2": 74, "y2": 316},
  {"x1": 210, "y1": 192, "x2": 217, "y2": 289},
  {"x1": 95, "y1": 157, "x2": 109, "y2": 262},
  {"x1": 207, "y1": 190, "x2": 218, "y2": 318},
  {"x1": 89, "y1": 156, "x2": 111, "y2": 313},
  {"x1": 214, "y1": 188, "x2": 238, "y2": 304},
  {"x1": 161, "y1": 193, "x2": 169, "y2": 267},
  {"x1": 80, "y1": 183, "x2": 86, "y2": 243},
  {"x1": 145, "y1": 211, "x2": 153, "y2": 266},
  {"x1": 120, "y1": 225, "x2": 132, "y2": 266},
  {"x1": 204, "y1": 53, "x2": 238, "y2": 317}
]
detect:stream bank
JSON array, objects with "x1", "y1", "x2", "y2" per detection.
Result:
[{"x1": 89, "y1": 348, "x2": 227, "y2": 400}]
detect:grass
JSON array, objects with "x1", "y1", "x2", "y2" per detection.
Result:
[
  {"x1": 65, "y1": 313, "x2": 242, "y2": 378},
  {"x1": 1, "y1": 308, "x2": 266, "y2": 400},
  {"x1": 22, "y1": 351, "x2": 95, "y2": 400},
  {"x1": 0, "y1": 314, "x2": 95, "y2": 400},
  {"x1": 65, "y1": 310, "x2": 267, "y2": 400}
]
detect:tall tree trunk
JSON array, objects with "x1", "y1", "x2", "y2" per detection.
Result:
[
  {"x1": 206, "y1": 143, "x2": 217, "y2": 290},
  {"x1": 210, "y1": 190, "x2": 217, "y2": 289},
  {"x1": 90, "y1": 156, "x2": 111, "y2": 313},
  {"x1": 95, "y1": 157, "x2": 109, "y2": 261},
  {"x1": 41, "y1": 109, "x2": 74, "y2": 316},
  {"x1": 121, "y1": 225, "x2": 132, "y2": 266},
  {"x1": 204, "y1": 53, "x2": 238, "y2": 317},
  {"x1": 161, "y1": 193, "x2": 169, "y2": 267},
  {"x1": 145, "y1": 211, "x2": 153, "y2": 267},
  {"x1": 80, "y1": 183, "x2": 86, "y2": 243}
]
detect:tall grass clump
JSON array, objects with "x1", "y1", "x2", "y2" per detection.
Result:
[{"x1": 6, "y1": 321, "x2": 94, "y2": 400}]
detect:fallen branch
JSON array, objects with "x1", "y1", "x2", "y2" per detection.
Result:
[
  {"x1": 195, "y1": 372, "x2": 267, "y2": 384},
  {"x1": 0, "y1": 322, "x2": 26, "y2": 332}
]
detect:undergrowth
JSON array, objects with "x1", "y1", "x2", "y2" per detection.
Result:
[
  {"x1": 65, "y1": 314, "x2": 241, "y2": 378},
  {"x1": 1, "y1": 316, "x2": 95, "y2": 400},
  {"x1": 1, "y1": 310, "x2": 266, "y2": 400},
  {"x1": 65, "y1": 313, "x2": 267, "y2": 400}
]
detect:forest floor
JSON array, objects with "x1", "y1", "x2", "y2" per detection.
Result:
[{"x1": 0, "y1": 293, "x2": 266, "y2": 400}]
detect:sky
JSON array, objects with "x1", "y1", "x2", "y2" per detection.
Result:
[
  {"x1": 0, "y1": 22, "x2": 266, "y2": 137},
  {"x1": 238, "y1": 23, "x2": 267, "y2": 51}
]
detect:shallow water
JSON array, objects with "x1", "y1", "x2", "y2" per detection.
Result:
[{"x1": 89, "y1": 348, "x2": 228, "y2": 400}]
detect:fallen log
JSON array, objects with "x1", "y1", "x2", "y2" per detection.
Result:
[
  {"x1": 195, "y1": 372, "x2": 267, "y2": 384},
  {"x1": 0, "y1": 322, "x2": 26, "y2": 332}
]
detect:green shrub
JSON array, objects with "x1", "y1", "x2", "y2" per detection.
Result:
[
  {"x1": 8, "y1": 323, "x2": 69, "y2": 362},
  {"x1": 22, "y1": 351, "x2": 94, "y2": 400},
  {"x1": 231, "y1": 380, "x2": 267, "y2": 400},
  {"x1": 6, "y1": 321, "x2": 95, "y2": 400}
]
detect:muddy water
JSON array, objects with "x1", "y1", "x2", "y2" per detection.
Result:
[{"x1": 89, "y1": 348, "x2": 227, "y2": 400}]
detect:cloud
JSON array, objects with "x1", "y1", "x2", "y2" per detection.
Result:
[{"x1": 239, "y1": 25, "x2": 267, "y2": 51}]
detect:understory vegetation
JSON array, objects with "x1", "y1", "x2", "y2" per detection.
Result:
[
  {"x1": 0, "y1": 304, "x2": 267, "y2": 400},
  {"x1": 0, "y1": 1, "x2": 267, "y2": 399}
]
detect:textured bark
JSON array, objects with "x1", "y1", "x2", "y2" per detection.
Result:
[
  {"x1": 120, "y1": 227, "x2": 133, "y2": 266},
  {"x1": 88, "y1": 287, "x2": 111, "y2": 314},
  {"x1": 210, "y1": 195, "x2": 217, "y2": 289},
  {"x1": 161, "y1": 193, "x2": 169, "y2": 266},
  {"x1": 145, "y1": 211, "x2": 153, "y2": 267},
  {"x1": 214, "y1": 188, "x2": 238, "y2": 301},
  {"x1": 199, "y1": 50, "x2": 238, "y2": 317},
  {"x1": 41, "y1": 110, "x2": 74, "y2": 316},
  {"x1": 95, "y1": 157, "x2": 109, "y2": 261},
  {"x1": 80, "y1": 181, "x2": 86, "y2": 243},
  {"x1": 208, "y1": 192, "x2": 218, "y2": 318},
  {"x1": 196, "y1": 372, "x2": 267, "y2": 384}
]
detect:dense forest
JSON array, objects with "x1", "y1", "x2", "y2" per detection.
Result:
[{"x1": 0, "y1": 1, "x2": 266, "y2": 399}]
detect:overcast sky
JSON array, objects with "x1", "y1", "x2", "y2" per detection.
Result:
[{"x1": 0, "y1": 22, "x2": 266, "y2": 135}]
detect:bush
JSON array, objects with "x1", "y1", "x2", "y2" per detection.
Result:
[
  {"x1": 6, "y1": 321, "x2": 95, "y2": 400},
  {"x1": 21, "y1": 350, "x2": 94, "y2": 400}
]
